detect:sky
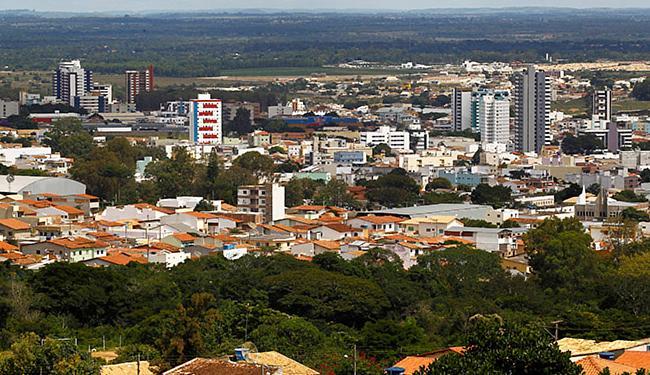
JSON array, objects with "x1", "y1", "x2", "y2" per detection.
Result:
[{"x1": 2, "y1": 0, "x2": 650, "y2": 11}]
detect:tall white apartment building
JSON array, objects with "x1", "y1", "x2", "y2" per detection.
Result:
[
  {"x1": 514, "y1": 66, "x2": 551, "y2": 153},
  {"x1": 360, "y1": 126, "x2": 410, "y2": 151},
  {"x1": 189, "y1": 93, "x2": 222, "y2": 145},
  {"x1": 52, "y1": 60, "x2": 93, "y2": 106},
  {"x1": 237, "y1": 183, "x2": 285, "y2": 223},
  {"x1": 592, "y1": 88, "x2": 612, "y2": 122},
  {"x1": 452, "y1": 88, "x2": 473, "y2": 131},
  {"x1": 475, "y1": 91, "x2": 510, "y2": 145}
]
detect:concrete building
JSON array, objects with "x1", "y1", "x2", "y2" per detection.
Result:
[
  {"x1": 452, "y1": 88, "x2": 472, "y2": 131},
  {"x1": 360, "y1": 126, "x2": 410, "y2": 151},
  {"x1": 0, "y1": 100, "x2": 19, "y2": 118},
  {"x1": 592, "y1": 88, "x2": 612, "y2": 122},
  {"x1": 0, "y1": 175, "x2": 86, "y2": 195},
  {"x1": 473, "y1": 90, "x2": 510, "y2": 145},
  {"x1": 189, "y1": 93, "x2": 222, "y2": 145},
  {"x1": 125, "y1": 65, "x2": 154, "y2": 105},
  {"x1": 92, "y1": 83, "x2": 113, "y2": 104},
  {"x1": 52, "y1": 60, "x2": 93, "y2": 106},
  {"x1": 73, "y1": 94, "x2": 107, "y2": 113},
  {"x1": 514, "y1": 66, "x2": 551, "y2": 153},
  {"x1": 237, "y1": 183, "x2": 285, "y2": 223}
]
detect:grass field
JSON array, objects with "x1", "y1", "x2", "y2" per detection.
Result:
[
  {"x1": 551, "y1": 97, "x2": 588, "y2": 116},
  {"x1": 218, "y1": 66, "x2": 422, "y2": 77},
  {"x1": 613, "y1": 99, "x2": 650, "y2": 113}
]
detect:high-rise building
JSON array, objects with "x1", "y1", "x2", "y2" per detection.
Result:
[
  {"x1": 591, "y1": 88, "x2": 612, "y2": 121},
  {"x1": 237, "y1": 183, "x2": 285, "y2": 223},
  {"x1": 514, "y1": 66, "x2": 551, "y2": 153},
  {"x1": 189, "y1": 93, "x2": 222, "y2": 145},
  {"x1": 52, "y1": 60, "x2": 93, "y2": 106},
  {"x1": 452, "y1": 88, "x2": 472, "y2": 132},
  {"x1": 473, "y1": 90, "x2": 510, "y2": 145},
  {"x1": 92, "y1": 83, "x2": 113, "y2": 104},
  {"x1": 125, "y1": 65, "x2": 154, "y2": 105}
]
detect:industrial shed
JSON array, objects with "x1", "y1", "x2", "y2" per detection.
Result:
[{"x1": 0, "y1": 175, "x2": 86, "y2": 196}]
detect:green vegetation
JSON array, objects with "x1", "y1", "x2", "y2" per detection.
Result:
[
  {"x1": 561, "y1": 134, "x2": 604, "y2": 155},
  {"x1": 613, "y1": 190, "x2": 648, "y2": 203},
  {"x1": 631, "y1": 78, "x2": 650, "y2": 101},
  {"x1": 470, "y1": 183, "x2": 512, "y2": 208},
  {"x1": 0, "y1": 218, "x2": 649, "y2": 373}
]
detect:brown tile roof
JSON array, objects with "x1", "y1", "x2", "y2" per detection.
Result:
[
  {"x1": 577, "y1": 356, "x2": 638, "y2": 375},
  {"x1": 75, "y1": 193, "x2": 99, "y2": 200},
  {"x1": 172, "y1": 233, "x2": 196, "y2": 242},
  {"x1": 0, "y1": 218, "x2": 31, "y2": 230},
  {"x1": 165, "y1": 358, "x2": 268, "y2": 375},
  {"x1": 48, "y1": 237, "x2": 109, "y2": 249},
  {"x1": 355, "y1": 215, "x2": 405, "y2": 224},
  {"x1": 393, "y1": 356, "x2": 436, "y2": 375},
  {"x1": 0, "y1": 240, "x2": 19, "y2": 252},
  {"x1": 183, "y1": 211, "x2": 218, "y2": 219},
  {"x1": 54, "y1": 205, "x2": 85, "y2": 215},
  {"x1": 133, "y1": 203, "x2": 174, "y2": 214},
  {"x1": 614, "y1": 351, "x2": 650, "y2": 370},
  {"x1": 97, "y1": 253, "x2": 147, "y2": 266},
  {"x1": 290, "y1": 205, "x2": 326, "y2": 211},
  {"x1": 313, "y1": 240, "x2": 340, "y2": 251},
  {"x1": 322, "y1": 223, "x2": 357, "y2": 233}
]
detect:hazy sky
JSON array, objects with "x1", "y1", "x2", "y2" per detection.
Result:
[{"x1": 3, "y1": 0, "x2": 650, "y2": 11}]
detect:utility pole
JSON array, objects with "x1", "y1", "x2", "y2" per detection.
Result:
[
  {"x1": 552, "y1": 320, "x2": 563, "y2": 341},
  {"x1": 137, "y1": 353, "x2": 141, "y2": 375},
  {"x1": 353, "y1": 343, "x2": 357, "y2": 375}
]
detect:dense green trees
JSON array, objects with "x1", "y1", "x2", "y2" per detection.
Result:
[
  {"x1": 1, "y1": 218, "x2": 650, "y2": 372},
  {"x1": 470, "y1": 184, "x2": 512, "y2": 208},
  {"x1": 632, "y1": 78, "x2": 650, "y2": 101},
  {"x1": 561, "y1": 134, "x2": 604, "y2": 155},
  {"x1": 613, "y1": 190, "x2": 648, "y2": 203},
  {"x1": 416, "y1": 320, "x2": 581, "y2": 375},
  {"x1": 365, "y1": 168, "x2": 421, "y2": 208},
  {"x1": 425, "y1": 177, "x2": 452, "y2": 191},
  {"x1": 43, "y1": 118, "x2": 94, "y2": 161}
]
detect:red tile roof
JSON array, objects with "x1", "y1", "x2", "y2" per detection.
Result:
[
  {"x1": 577, "y1": 356, "x2": 638, "y2": 375},
  {"x1": 615, "y1": 351, "x2": 650, "y2": 370},
  {"x1": 48, "y1": 237, "x2": 108, "y2": 249},
  {"x1": 0, "y1": 218, "x2": 31, "y2": 230}
]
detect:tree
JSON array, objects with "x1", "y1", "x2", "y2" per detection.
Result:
[
  {"x1": 416, "y1": 320, "x2": 581, "y2": 375},
  {"x1": 422, "y1": 191, "x2": 464, "y2": 204},
  {"x1": 71, "y1": 147, "x2": 134, "y2": 204},
  {"x1": 554, "y1": 183, "x2": 582, "y2": 204},
  {"x1": 613, "y1": 190, "x2": 647, "y2": 203},
  {"x1": 609, "y1": 252, "x2": 650, "y2": 317},
  {"x1": 621, "y1": 207, "x2": 650, "y2": 222},
  {"x1": 0, "y1": 333, "x2": 101, "y2": 375},
  {"x1": 470, "y1": 184, "x2": 512, "y2": 208},
  {"x1": 228, "y1": 108, "x2": 253, "y2": 135},
  {"x1": 285, "y1": 178, "x2": 324, "y2": 207},
  {"x1": 42, "y1": 118, "x2": 94, "y2": 160},
  {"x1": 372, "y1": 143, "x2": 393, "y2": 157},
  {"x1": 313, "y1": 180, "x2": 359, "y2": 209},
  {"x1": 425, "y1": 177, "x2": 452, "y2": 191},
  {"x1": 194, "y1": 199, "x2": 215, "y2": 212},
  {"x1": 365, "y1": 169, "x2": 420, "y2": 208},
  {"x1": 631, "y1": 78, "x2": 650, "y2": 101},
  {"x1": 586, "y1": 183, "x2": 601, "y2": 195},
  {"x1": 561, "y1": 134, "x2": 604, "y2": 155},
  {"x1": 232, "y1": 152, "x2": 275, "y2": 182},
  {"x1": 145, "y1": 147, "x2": 199, "y2": 198},
  {"x1": 460, "y1": 218, "x2": 497, "y2": 228},
  {"x1": 525, "y1": 218, "x2": 601, "y2": 294}
]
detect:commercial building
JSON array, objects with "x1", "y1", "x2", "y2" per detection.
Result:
[
  {"x1": 92, "y1": 83, "x2": 113, "y2": 104},
  {"x1": 452, "y1": 88, "x2": 472, "y2": 131},
  {"x1": 189, "y1": 93, "x2": 222, "y2": 145},
  {"x1": 360, "y1": 126, "x2": 410, "y2": 151},
  {"x1": 0, "y1": 100, "x2": 19, "y2": 118},
  {"x1": 514, "y1": 66, "x2": 551, "y2": 153},
  {"x1": 472, "y1": 90, "x2": 510, "y2": 145},
  {"x1": 591, "y1": 88, "x2": 612, "y2": 121},
  {"x1": 73, "y1": 94, "x2": 107, "y2": 113},
  {"x1": 52, "y1": 60, "x2": 93, "y2": 106},
  {"x1": 237, "y1": 184, "x2": 286, "y2": 223},
  {"x1": 125, "y1": 65, "x2": 154, "y2": 105}
]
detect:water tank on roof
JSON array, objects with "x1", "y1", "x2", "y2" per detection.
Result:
[
  {"x1": 234, "y1": 347, "x2": 250, "y2": 361},
  {"x1": 599, "y1": 352, "x2": 616, "y2": 360},
  {"x1": 385, "y1": 367, "x2": 405, "y2": 375}
]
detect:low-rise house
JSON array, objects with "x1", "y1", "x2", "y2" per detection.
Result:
[
  {"x1": 309, "y1": 223, "x2": 363, "y2": 241},
  {"x1": 392, "y1": 347, "x2": 465, "y2": 375},
  {"x1": 443, "y1": 226, "x2": 527, "y2": 256},
  {"x1": 82, "y1": 252, "x2": 147, "y2": 267},
  {"x1": 347, "y1": 215, "x2": 404, "y2": 232},
  {"x1": 20, "y1": 237, "x2": 109, "y2": 262},
  {"x1": 148, "y1": 249, "x2": 191, "y2": 268},
  {"x1": 164, "y1": 358, "x2": 280, "y2": 375},
  {"x1": 34, "y1": 205, "x2": 85, "y2": 222},
  {"x1": 398, "y1": 216, "x2": 463, "y2": 236},
  {"x1": 0, "y1": 218, "x2": 32, "y2": 242}
]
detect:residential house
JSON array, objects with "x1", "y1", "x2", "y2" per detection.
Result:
[
  {"x1": 82, "y1": 252, "x2": 147, "y2": 267},
  {"x1": 309, "y1": 223, "x2": 364, "y2": 240},
  {"x1": 0, "y1": 218, "x2": 32, "y2": 242},
  {"x1": 443, "y1": 226, "x2": 528, "y2": 256},
  {"x1": 20, "y1": 237, "x2": 109, "y2": 262},
  {"x1": 399, "y1": 216, "x2": 464, "y2": 236},
  {"x1": 392, "y1": 348, "x2": 465, "y2": 375},
  {"x1": 164, "y1": 358, "x2": 281, "y2": 375},
  {"x1": 347, "y1": 215, "x2": 404, "y2": 232}
]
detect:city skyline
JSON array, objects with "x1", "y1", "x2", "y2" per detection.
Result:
[{"x1": 4, "y1": 0, "x2": 650, "y2": 11}]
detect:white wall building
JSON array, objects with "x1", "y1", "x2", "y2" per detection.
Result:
[
  {"x1": 189, "y1": 93, "x2": 222, "y2": 145},
  {"x1": 360, "y1": 126, "x2": 410, "y2": 151},
  {"x1": 476, "y1": 91, "x2": 510, "y2": 145}
]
